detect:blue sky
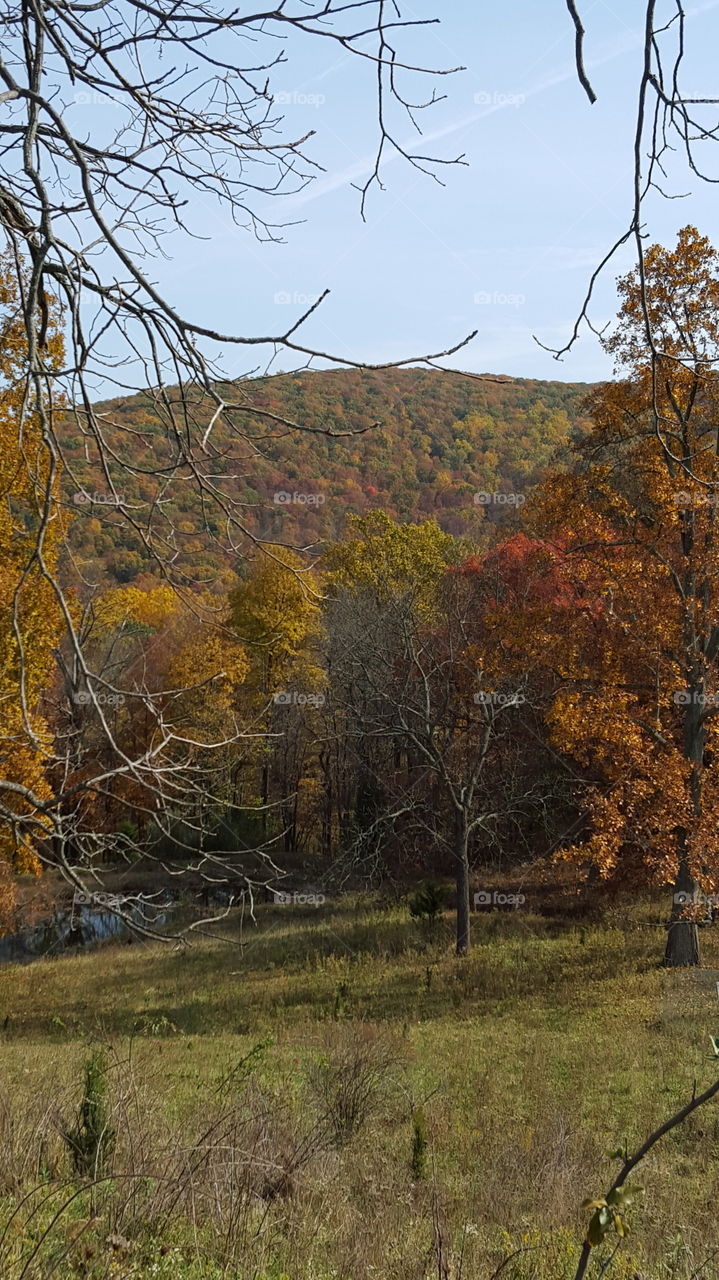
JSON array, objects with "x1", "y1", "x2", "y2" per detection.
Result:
[{"x1": 148, "y1": 0, "x2": 719, "y2": 385}]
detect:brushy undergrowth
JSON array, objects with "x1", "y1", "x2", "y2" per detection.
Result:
[{"x1": 1, "y1": 890, "x2": 719, "y2": 1277}]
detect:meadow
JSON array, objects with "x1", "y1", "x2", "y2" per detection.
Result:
[{"x1": 1, "y1": 889, "x2": 719, "y2": 1279}]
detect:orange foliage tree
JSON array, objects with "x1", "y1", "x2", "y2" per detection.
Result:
[{"x1": 515, "y1": 227, "x2": 719, "y2": 966}]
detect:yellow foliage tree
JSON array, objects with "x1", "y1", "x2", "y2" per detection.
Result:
[
  {"x1": 90, "y1": 583, "x2": 181, "y2": 635},
  {"x1": 0, "y1": 257, "x2": 64, "y2": 927},
  {"x1": 76, "y1": 583, "x2": 249, "y2": 833},
  {"x1": 323, "y1": 510, "x2": 460, "y2": 608},
  {"x1": 228, "y1": 546, "x2": 322, "y2": 696},
  {"x1": 228, "y1": 547, "x2": 324, "y2": 838},
  {"x1": 166, "y1": 628, "x2": 249, "y2": 743}
]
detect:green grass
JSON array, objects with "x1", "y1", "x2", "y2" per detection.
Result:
[{"x1": 2, "y1": 892, "x2": 719, "y2": 1278}]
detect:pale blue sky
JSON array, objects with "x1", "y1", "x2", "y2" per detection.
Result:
[{"x1": 144, "y1": 0, "x2": 719, "y2": 384}]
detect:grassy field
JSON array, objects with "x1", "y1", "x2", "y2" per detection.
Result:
[{"x1": 2, "y1": 889, "x2": 719, "y2": 1279}]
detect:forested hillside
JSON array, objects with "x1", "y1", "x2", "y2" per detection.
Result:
[{"x1": 63, "y1": 367, "x2": 591, "y2": 583}]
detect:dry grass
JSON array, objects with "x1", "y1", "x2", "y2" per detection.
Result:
[{"x1": 1, "y1": 888, "x2": 719, "y2": 1277}]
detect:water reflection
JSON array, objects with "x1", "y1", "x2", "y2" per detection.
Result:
[{"x1": 0, "y1": 904, "x2": 161, "y2": 965}]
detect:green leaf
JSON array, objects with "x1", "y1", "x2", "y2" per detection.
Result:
[
  {"x1": 607, "y1": 1182, "x2": 643, "y2": 1208},
  {"x1": 587, "y1": 1208, "x2": 611, "y2": 1247}
]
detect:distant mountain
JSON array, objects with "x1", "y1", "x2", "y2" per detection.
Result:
[{"x1": 62, "y1": 366, "x2": 594, "y2": 585}]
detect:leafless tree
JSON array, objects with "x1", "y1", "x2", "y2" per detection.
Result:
[
  {"x1": 561, "y1": 4, "x2": 719, "y2": 966},
  {"x1": 5, "y1": 0, "x2": 716, "y2": 935},
  {"x1": 324, "y1": 571, "x2": 566, "y2": 954},
  {"x1": 0, "y1": 0, "x2": 477, "y2": 930},
  {"x1": 561, "y1": 0, "x2": 719, "y2": 470},
  {"x1": 561, "y1": 3, "x2": 715, "y2": 342}
]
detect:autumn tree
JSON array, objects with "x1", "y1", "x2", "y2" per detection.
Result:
[
  {"x1": 525, "y1": 227, "x2": 719, "y2": 966},
  {"x1": 0, "y1": 260, "x2": 64, "y2": 929},
  {"x1": 323, "y1": 510, "x2": 462, "y2": 604},
  {"x1": 321, "y1": 514, "x2": 460, "y2": 877},
  {"x1": 322, "y1": 515, "x2": 562, "y2": 952},
  {"x1": 53, "y1": 584, "x2": 249, "y2": 862},
  {"x1": 4, "y1": 0, "x2": 719, "y2": 929},
  {"x1": 228, "y1": 548, "x2": 324, "y2": 849},
  {"x1": 0, "y1": 1, "x2": 484, "y2": 924}
]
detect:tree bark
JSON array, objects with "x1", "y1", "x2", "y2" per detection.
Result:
[
  {"x1": 455, "y1": 808, "x2": 470, "y2": 956},
  {"x1": 664, "y1": 672, "x2": 706, "y2": 968},
  {"x1": 664, "y1": 848, "x2": 700, "y2": 968},
  {"x1": 261, "y1": 761, "x2": 269, "y2": 839}
]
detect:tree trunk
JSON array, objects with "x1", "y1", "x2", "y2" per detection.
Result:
[
  {"x1": 664, "y1": 851, "x2": 700, "y2": 968},
  {"x1": 455, "y1": 809, "x2": 470, "y2": 956},
  {"x1": 260, "y1": 761, "x2": 269, "y2": 838},
  {"x1": 319, "y1": 749, "x2": 332, "y2": 858},
  {"x1": 665, "y1": 671, "x2": 706, "y2": 968}
]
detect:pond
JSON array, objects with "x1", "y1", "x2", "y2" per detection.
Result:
[{"x1": 0, "y1": 902, "x2": 167, "y2": 965}]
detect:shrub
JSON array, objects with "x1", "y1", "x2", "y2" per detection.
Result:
[
  {"x1": 410, "y1": 1107, "x2": 428, "y2": 1181},
  {"x1": 63, "y1": 1049, "x2": 115, "y2": 1179},
  {"x1": 308, "y1": 1027, "x2": 402, "y2": 1147},
  {"x1": 408, "y1": 881, "x2": 444, "y2": 930}
]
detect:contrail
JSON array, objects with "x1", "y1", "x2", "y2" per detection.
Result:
[{"x1": 285, "y1": 0, "x2": 719, "y2": 211}]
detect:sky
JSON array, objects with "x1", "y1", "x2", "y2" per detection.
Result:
[{"x1": 129, "y1": 0, "x2": 719, "y2": 386}]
